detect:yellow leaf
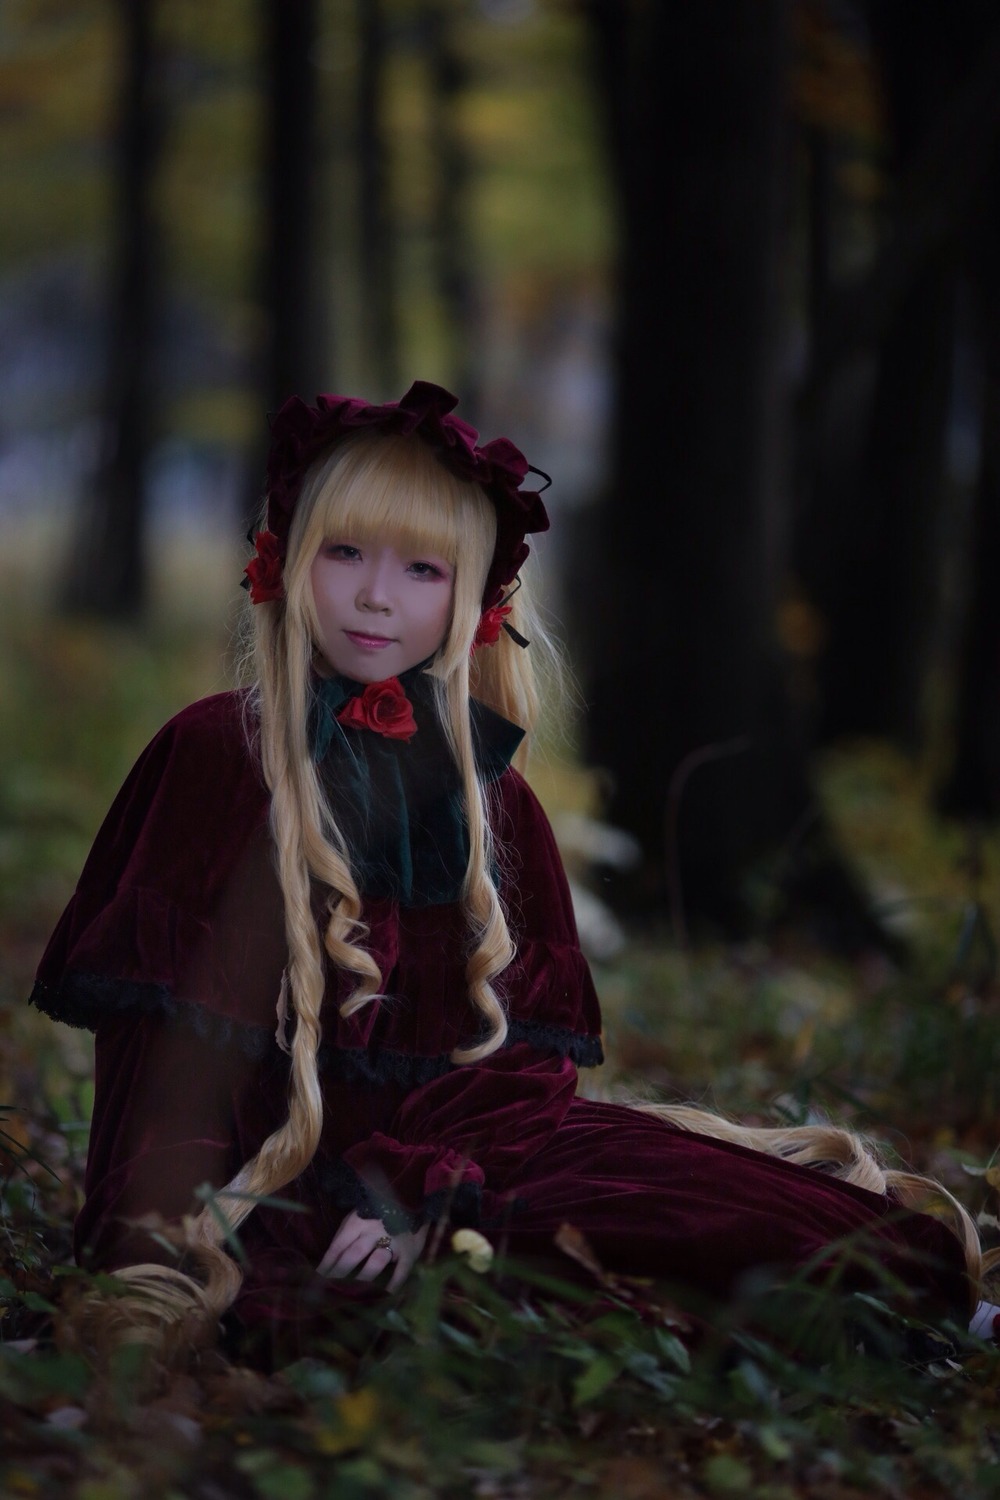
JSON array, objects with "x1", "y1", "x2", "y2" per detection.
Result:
[
  {"x1": 313, "y1": 1387, "x2": 379, "y2": 1456},
  {"x1": 5, "y1": 1474, "x2": 40, "y2": 1497}
]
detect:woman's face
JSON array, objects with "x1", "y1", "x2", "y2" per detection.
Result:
[{"x1": 309, "y1": 534, "x2": 455, "y2": 682}]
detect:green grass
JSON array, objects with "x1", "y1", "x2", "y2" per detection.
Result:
[{"x1": 2, "y1": 590, "x2": 999, "y2": 1498}]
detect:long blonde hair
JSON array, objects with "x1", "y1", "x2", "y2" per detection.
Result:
[{"x1": 255, "y1": 430, "x2": 543, "y2": 1063}]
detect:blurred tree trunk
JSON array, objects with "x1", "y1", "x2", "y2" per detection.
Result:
[
  {"x1": 797, "y1": 3, "x2": 1000, "y2": 747},
  {"x1": 357, "y1": 0, "x2": 398, "y2": 396},
  {"x1": 938, "y1": 177, "x2": 1000, "y2": 817},
  {"x1": 262, "y1": 0, "x2": 322, "y2": 415},
  {"x1": 422, "y1": 0, "x2": 476, "y2": 412},
  {"x1": 582, "y1": 1, "x2": 813, "y2": 931},
  {"x1": 800, "y1": 257, "x2": 957, "y2": 746},
  {"x1": 63, "y1": 0, "x2": 163, "y2": 620},
  {"x1": 803, "y1": 124, "x2": 832, "y2": 342},
  {"x1": 243, "y1": 0, "x2": 322, "y2": 533},
  {"x1": 798, "y1": 5, "x2": 960, "y2": 746}
]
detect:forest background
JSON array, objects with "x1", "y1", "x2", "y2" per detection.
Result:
[{"x1": 3, "y1": 2, "x2": 1000, "y2": 1496}]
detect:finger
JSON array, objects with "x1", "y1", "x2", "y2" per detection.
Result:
[
  {"x1": 388, "y1": 1254, "x2": 414, "y2": 1293},
  {"x1": 317, "y1": 1239, "x2": 354, "y2": 1277},
  {"x1": 321, "y1": 1251, "x2": 362, "y2": 1280},
  {"x1": 317, "y1": 1211, "x2": 367, "y2": 1272},
  {"x1": 387, "y1": 1227, "x2": 426, "y2": 1292},
  {"x1": 320, "y1": 1221, "x2": 395, "y2": 1279},
  {"x1": 318, "y1": 1229, "x2": 368, "y2": 1278},
  {"x1": 353, "y1": 1247, "x2": 394, "y2": 1283}
]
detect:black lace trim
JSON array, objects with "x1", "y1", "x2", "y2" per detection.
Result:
[
  {"x1": 319, "y1": 1159, "x2": 482, "y2": 1233},
  {"x1": 320, "y1": 1159, "x2": 416, "y2": 1234},
  {"x1": 319, "y1": 1045, "x2": 453, "y2": 1088},
  {"x1": 319, "y1": 1023, "x2": 603, "y2": 1083},
  {"x1": 507, "y1": 1019, "x2": 604, "y2": 1069},
  {"x1": 423, "y1": 1182, "x2": 482, "y2": 1229},
  {"x1": 30, "y1": 974, "x2": 604, "y2": 1078},
  {"x1": 29, "y1": 976, "x2": 276, "y2": 1061}
]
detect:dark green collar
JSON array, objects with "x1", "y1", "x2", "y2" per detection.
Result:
[
  {"x1": 310, "y1": 664, "x2": 523, "y2": 776},
  {"x1": 308, "y1": 668, "x2": 523, "y2": 906}
]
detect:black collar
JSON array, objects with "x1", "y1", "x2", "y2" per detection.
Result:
[{"x1": 308, "y1": 667, "x2": 523, "y2": 906}]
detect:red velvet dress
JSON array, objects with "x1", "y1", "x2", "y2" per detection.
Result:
[{"x1": 30, "y1": 688, "x2": 968, "y2": 1333}]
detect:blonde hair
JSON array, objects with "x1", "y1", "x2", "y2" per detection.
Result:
[{"x1": 259, "y1": 430, "x2": 527, "y2": 1070}]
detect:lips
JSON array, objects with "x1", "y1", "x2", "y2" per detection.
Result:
[{"x1": 345, "y1": 631, "x2": 395, "y2": 649}]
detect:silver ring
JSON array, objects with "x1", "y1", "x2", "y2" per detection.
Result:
[{"x1": 375, "y1": 1234, "x2": 392, "y2": 1251}]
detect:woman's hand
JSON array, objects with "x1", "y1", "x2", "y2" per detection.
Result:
[{"x1": 317, "y1": 1211, "x2": 428, "y2": 1292}]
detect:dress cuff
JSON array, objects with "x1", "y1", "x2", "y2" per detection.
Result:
[{"x1": 336, "y1": 1135, "x2": 486, "y2": 1231}]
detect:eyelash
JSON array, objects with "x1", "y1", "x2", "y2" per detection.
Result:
[{"x1": 322, "y1": 544, "x2": 447, "y2": 579}]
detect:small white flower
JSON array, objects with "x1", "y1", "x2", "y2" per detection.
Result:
[{"x1": 451, "y1": 1228, "x2": 494, "y2": 1273}]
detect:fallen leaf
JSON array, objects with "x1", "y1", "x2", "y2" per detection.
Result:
[{"x1": 554, "y1": 1223, "x2": 608, "y2": 1281}]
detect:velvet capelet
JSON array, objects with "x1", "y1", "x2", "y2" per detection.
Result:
[{"x1": 30, "y1": 685, "x2": 604, "y2": 1086}]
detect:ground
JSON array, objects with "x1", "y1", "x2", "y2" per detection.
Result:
[{"x1": 2, "y1": 602, "x2": 999, "y2": 1499}]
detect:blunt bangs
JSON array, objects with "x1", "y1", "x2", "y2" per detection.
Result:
[{"x1": 310, "y1": 432, "x2": 491, "y2": 566}]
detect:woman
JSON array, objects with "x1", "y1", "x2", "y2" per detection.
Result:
[{"x1": 31, "y1": 382, "x2": 983, "y2": 1350}]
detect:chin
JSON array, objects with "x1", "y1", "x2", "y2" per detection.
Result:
[{"x1": 330, "y1": 654, "x2": 403, "y2": 683}]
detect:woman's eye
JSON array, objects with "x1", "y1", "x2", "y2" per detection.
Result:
[
  {"x1": 408, "y1": 560, "x2": 446, "y2": 579},
  {"x1": 324, "y1": 543, "x2": 361, "y2": 561}
]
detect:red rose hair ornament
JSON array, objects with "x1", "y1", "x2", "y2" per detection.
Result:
[
  {"x1": 472, "y1": 578, "x2": 530, "y2": 651},
  {"x1": 256, "y1": 381, "x2": 550, "y2": 609},
  {"x1": 243, "y1": 530, "x2": 284, "y2": 603},
  {"x1": 335, "y1": 678, "x2": 418, "y2": 742},
  {"x1": 473, "y1": 604, "x2": 511, "y2": 650}
]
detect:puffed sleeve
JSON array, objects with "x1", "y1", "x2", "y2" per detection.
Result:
[
  {"x1": 75, "y1": 1011, "x2": 248, "y2": 1270},
  {"x1": 29, "y1": 694, "x2": 290, "y2": 1270},
  {"x1": 74, "y1": 818, "x2": 291, "y2": 1267},
  {"x1": 338, "y1": 770, "x2": 603, "y2": 1228},
  {"x1": 30, "y1": 692, "x2": 274, "y2": 1037}
]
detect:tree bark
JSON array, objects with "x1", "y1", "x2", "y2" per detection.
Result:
[
  {"x1": 423, "y1": 0, "x2": 476, "y2": 413},
  {"x1": 262, "y1": 0, "x2": 322, "y2": 414},
  {"x1": 242, "y1": 0, "x2": 323, "y2": 534},
  {"x1": 938, "y1": 172, "x2": 1000, "y2": 817},
  {"x1": 62, "y1": 0, "x2": 163, "y2": 620},
  {"x1": 801, "y1": 11, "x2": 1000, "y2": 407},
  {"x1": 356, "y1": 0, "x2": 398, "y2": 397},
  {"x1": 798, "y1": 252, "x2": 957, "y2": 745},
  {"x1": 797, "y1": 2, "x2": 1000, "y2": 746},
  {"x1": 583, "y1": 1, "x2": 809, "y2": 929}
]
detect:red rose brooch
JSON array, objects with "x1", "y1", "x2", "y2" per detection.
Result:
[{"x1": 335, "y1": 678, "x2": 418, "y2": 741}]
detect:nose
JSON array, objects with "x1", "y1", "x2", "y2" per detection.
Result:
[{"x1": 356, "y1": 554, "x2": 392, "y2": 613}]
